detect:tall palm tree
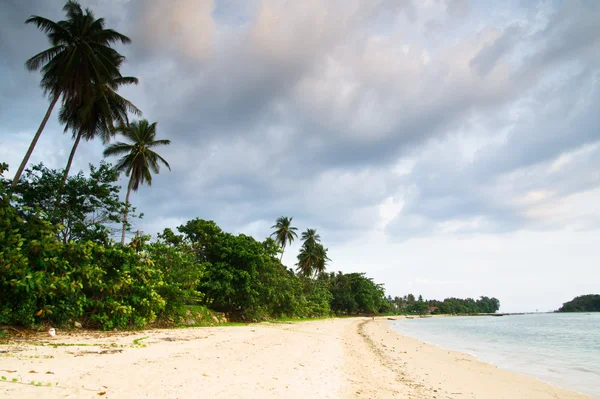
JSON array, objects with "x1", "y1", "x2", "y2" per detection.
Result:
[
  {"x1": 58, "y1": 76, "x2": 141, "y2": 190},
  {"x1": 296, "y1": 228, "x2": 329, "y2": 277},
  {"x1": 13, "y1": 0, "x2": 132, "y2": 187},
  {"x1": 296, "y1": 245, "x2": 315, "y2": 277},
  {"x1": 270, "y1": 216, "x2": 298, "y2": 261},
  {"x1": 312, "y1": 244, "x2": 330, "y2": 276},
  {"x1": 103, "y1": 120, "x2": 171, "y2": 244},
  {"x1": 301, "y1": 228, "x2": 321, "y2": 248},
  {"x1": 296, "y1": 243, "x2": 330, "y2": 278}
]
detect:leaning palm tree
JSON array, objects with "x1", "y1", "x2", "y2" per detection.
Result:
[
  {"x1": 13, "y1": 0, "x2": 132, "y2": 187},
  {"x1": 270, "y1": 216, "x2": 298, "y2": 261},
  {"x1": 103, "y1": 120, "x2": 171, "y2": 244},
  {"x1": 58, "y1": 76, "x2": 140, "y2": 190}
]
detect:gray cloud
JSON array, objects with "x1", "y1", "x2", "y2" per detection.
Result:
[
  {"x1": 1, "y1": 0, "x2": 599, "y2": 247},
  {"x1": 470, "y1": 23, "x2": 523, "y2": 77}
]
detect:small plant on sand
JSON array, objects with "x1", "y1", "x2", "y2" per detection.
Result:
[{"x1": 132, "y1": 336, "x2": 149, "y2": 347}]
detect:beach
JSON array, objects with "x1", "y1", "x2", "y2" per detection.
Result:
[{"x1": 0, "y1": 318, "x2": 589, "y2": 399}]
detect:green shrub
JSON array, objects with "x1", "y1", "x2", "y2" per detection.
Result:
[{"x1": 0, "y1": 171, "x2": 187, "y2": 329}]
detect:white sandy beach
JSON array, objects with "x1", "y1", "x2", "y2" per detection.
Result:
[{"x1": 0, "y1": 318, "x2": 589, "y2": 398}]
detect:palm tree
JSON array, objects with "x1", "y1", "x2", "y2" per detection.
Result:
[
  {"x1": 296, "y1": 228, "x2": 329, "y2": 277},
  {"x1": 312, "y1": 244, "x2": 330, "y2": 276},
  {"x1": 296, "y1": 245, "x2": 315, "y2": 277},
  {"x1": 270, "y1": 216, "x2": 298, "y2": 261},
  {"x1": 296, "y1": 243, "x2": 330, "y2": 278},
  {"x1": 103, "y1": 120, "x2": 171, "y2": 244},
  {"x1": 301, "y1": 228, "x2": 321, "y2": 248},
  {"x1": 13, "y1": 0, "x2": 132, "y2": 187},
  {"x1": 58, "y1": 76, "x2": 140, "y2": 190}
]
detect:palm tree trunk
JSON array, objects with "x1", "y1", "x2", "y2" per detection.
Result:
[
  {"x1": 12, "y1": 94, "x2": 60, "y2": 188},
  {"x1": 61, "y1": 132, "x2": 82, "y2": 189},
  {"x1": 121, "y1": 176, "x2": 133, "y2": 245},
  {"x1": 280, "y1": 248, "x2": 285, "y2": 262},
  {"x1": 56, "y1": 131, "x2": 82, "y2": 206}
]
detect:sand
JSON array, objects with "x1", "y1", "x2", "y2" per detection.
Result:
[{"x1": 0, "y1": 318, "x2": 589, "y2": 398}]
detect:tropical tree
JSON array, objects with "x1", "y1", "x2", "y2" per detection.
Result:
[
  {"x1": 296, "y1": 228, "x2": 330, "y2": 278},
  {"x1": 9, "y1": 162, "x2": 131, "y2": 244},
  {"x1": 103, "y1": 119, "x2": 171, "y2": 244},
  {"x1": 296, "y1": 243, "x2": 330, "y2": 277},
  {"x1": 270, "y1": 216, "x2": 298, "y2": 261},
  {"x1": 312, "y1": 244, "x2": 330, "y2": 275},
  {"x1": 13, "y1": 0, "x2": 132, "y2": 187},
  {"x1": 301, "y1": 228, "x2": 321, "y2": 248},
  {"x1": 58, "y1": 76, "x2": 141, "y2": 190}
]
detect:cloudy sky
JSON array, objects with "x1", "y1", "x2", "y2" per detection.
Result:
[{"x1": 1, "y1": 0, "x2": 599, "y2": 312}]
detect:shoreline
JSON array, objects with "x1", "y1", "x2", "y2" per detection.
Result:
[
  {"x1": 0, "y1": 318, "x2": 590, "y2": 398},
  {"x1": 383, "y1": 314, "x2": 598, "y2": 398},
  {"x1": 365, "y1": 319, "x2": 591, "y2": 399}
]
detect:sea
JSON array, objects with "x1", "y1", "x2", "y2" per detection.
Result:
[{"x1": 388, "y1": 313, "x2": 600, "y2": 398}]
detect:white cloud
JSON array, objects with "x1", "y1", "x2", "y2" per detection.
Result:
[{"x1": 135, "y1": 0, "x2": 216, "y2": 61}]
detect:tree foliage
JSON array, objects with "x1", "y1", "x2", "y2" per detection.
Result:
[
  {"x1": 558, "y1": 295, "x2": 600, "y2": 312},
  {"x1": 270, "y1": 216, "x2": 298, "y2": 260},
  {"x1": 296, "y1": 228, "x2": 330, "y2": 277},
  {"x1": 58, "y1": 76, "x2": 140, "y2": 190},
  {"x1": 172, "y1": 218, "x2": 332, "y2": 320},
  {"x1": 1, "y1": 159, "x2": 504, "y2": 329},
  {"x1": 103, "y1": 119, "x2": 171, "y2": 244},
  {"x1": 0, "y1": 166, "x2": 175, "y2": 329},
  {"x1": 388, "y1": 295, "x2": 501, "y2": 315},
  {"x1": 14, "y1": 0, "x2": 133, "y2": 186},
  {"x1": 321, "y1": 272, "x2": 391, "y2": 315},
  {"x1": 7, "y1": 162, "x2": 137, "y2": 244}
]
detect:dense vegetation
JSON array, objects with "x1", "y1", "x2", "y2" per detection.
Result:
[
  {"x1": 387, "y1": 294, "x2": 501, "y2": 315},
  {"x1": 1, "y1": 1, "x2": 501, "y2": 331},
  {"x1": 557, "y1": 295, "x2": 600, "y2": 312},
  {"x1": 1, "y1": 162, "x2": 396, "y2": 329}
]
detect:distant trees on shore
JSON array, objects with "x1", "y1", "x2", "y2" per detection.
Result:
[
  {"x1": 387, "y1": 295, "x2": 501, "y2": 315},
  {"x1": 558, "y1": 295, "x2": 600, "y2": 312}
]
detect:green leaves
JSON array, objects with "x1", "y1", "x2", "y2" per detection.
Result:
[
  {"x1": 0, "y1": 172, "x2": 173, "y2": 329},
  {"x1": 558, "y1": 295, "x2": 600, "y2": 312},
  {"x1": 10, "y1": 162, "x2": 133, "y2": 244},
  {"x1": 103, "y1": 119, "x2": 171, "y2": 191},
  {"x1": 25, "y1": 0, "x2": 132, "y2": 100},
  {"x1": 2, "y1": 158, "x2": 394, "y2": 327},
  {"x1": 270, "y1": 216, "x2": 298, "y2": 259},
  {"x1": 324, "y1": 272, "x2": 389, "y2": 315},
  {"x1": 296, "y1": 228, "x2": 330, "y2": 278}
]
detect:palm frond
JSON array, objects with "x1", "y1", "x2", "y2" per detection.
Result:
[
  {"x1": 153, "y1": 152, "x2": 171, "y2": 170},
  {"x1": 63, "y1": 1, "x2": 84, "y2": 20},
  {"x1": 25, "y1": 16, "x2": 67, "y2": 37},
  {"x1": 93, "y1": 28, "x2": 132, "y2": 45},
  {"x1": 103, "y1": 142, "x2": 133, "y2": 157},
  {"x1": 25, "y1": 45, "x2": 66, "y2": 71},
  {"x1": 104, "y1": 119, "x2": 171, "y2": 192},
  {"x1": 113, "y1": 154, "x2": 132, "y2": 174},
  {"x1": 148, "y1": 139, "x2": 171, "y2": 148}
]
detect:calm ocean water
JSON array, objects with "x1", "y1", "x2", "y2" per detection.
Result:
[{"x1": 388, "y1": 313, "x2": 600, "y2": 398}]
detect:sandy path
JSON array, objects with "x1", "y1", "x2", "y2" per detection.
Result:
[
  {"x1": 0, "y1": 318, "x2": 589, "y2": 398},
  {"x1": 1, "y1": 321, "x2": 345, "y2": 398}
]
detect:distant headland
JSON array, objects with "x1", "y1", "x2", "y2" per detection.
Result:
[{"x1": 557, "y1": 294, "x2": 600, "y2": 312}]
